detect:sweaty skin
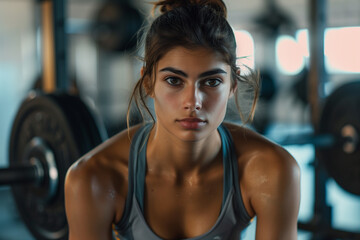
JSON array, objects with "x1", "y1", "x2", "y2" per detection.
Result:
[{"x1": 65, "y1": 47, "x2": 300, "y2": 240}]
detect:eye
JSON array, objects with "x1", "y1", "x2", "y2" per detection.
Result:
[
  {"x1": 203, "y1": 78, "x2": 222, "y2": 87},
  {"x1": 165, "y1": 76, "x2": 182, "y2": 86}
]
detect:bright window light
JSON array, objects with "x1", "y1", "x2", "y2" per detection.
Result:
[
  {"x1": 276, "y1": 35, "x2": 305, "y2": 75},
  {"x1": 296, "y1": 29, "x2": 310, "y2": 58},
  {"x1": 277, "y1": 27, "x2": 360, "y2": 75},
  {"x1": 233, "y1": 30, "x2": 255, "y2": 74},
  {"x1": 325, "y1": 27, "x2": 360, "y2": 73}
]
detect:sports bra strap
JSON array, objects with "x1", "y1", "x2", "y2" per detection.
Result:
[
  {"x1": 135, "y1": 124, "x2": 232, "y2": 212},
  {"x1": 116, "y1": 124, "x2": 152, "y2": 228},
  {"x1": 220, "y1": 125, "x2": 252, "y2": 223}
]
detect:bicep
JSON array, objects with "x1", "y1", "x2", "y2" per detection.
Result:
[
  {"x1": 252, "y1": 154, "x2": 301, "y2": 240},
  {"x1": 65, "y1": 167, "x2": 115, "y2": 240}
]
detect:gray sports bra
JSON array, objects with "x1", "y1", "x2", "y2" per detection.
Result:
[{"x1": 113, "y1": 124, "x2": 252, "y2": 240}]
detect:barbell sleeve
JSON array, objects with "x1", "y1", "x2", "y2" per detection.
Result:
[{"x1": 0, "y1": 165, "x2": 39, "y2": 185}]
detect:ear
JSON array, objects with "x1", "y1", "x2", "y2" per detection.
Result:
[
  {"x1": 140, "y1": 66, "x2": 145, "y2": 77},
  {"x1": 141, "y1": 67, "x2": 154, "y2": 98}
]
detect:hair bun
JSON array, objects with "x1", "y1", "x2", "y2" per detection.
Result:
[{"x1": 152, "y1": 0, "x2": 227, "y2": 18}]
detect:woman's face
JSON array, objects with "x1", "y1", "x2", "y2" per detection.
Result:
[{"x1": 151, "y1": 46, "x2": 234, "y2": 142}]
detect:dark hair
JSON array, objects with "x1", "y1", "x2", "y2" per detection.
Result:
[{"x1": 127, "y1": 0, "x2": 259, "y2": 128}]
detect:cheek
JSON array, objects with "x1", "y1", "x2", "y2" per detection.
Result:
[
  {"x1": 204, "y1": 91, "x2": 229, "y2": 112},
  {"x1": 154, "y1": 88, "x2": 179, "y2": 112},
  {"x1": 163, "y1": 93, "x2": 179, "y2": 108}
]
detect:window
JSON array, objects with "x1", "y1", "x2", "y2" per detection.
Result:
[
  {"x1": 276, "y1": 27, "x2": 360, "y2": 74},
  {"x1": 234, "y1": 30, "x2": 255, "y2": 75},
  {"x1": 276, "y1": 34, "x2": 306, "y2": 75},
  {"x1": 325, "y1": 27, "x2": 360, "y2": 73}
]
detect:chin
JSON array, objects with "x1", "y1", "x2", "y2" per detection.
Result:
[{"x1": 176, "y1": 126, "x2": 218, "y2": 142}]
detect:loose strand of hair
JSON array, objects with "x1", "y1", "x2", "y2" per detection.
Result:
[{"x1": 233, "y1": 65, "x2": 260, "y2": 125}]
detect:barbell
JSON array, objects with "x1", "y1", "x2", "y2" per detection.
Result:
[
  {"x1": 0, "y1": 91, "x2": 107, "y2": 240},
  {"x1": 277, "y1": 81, "x2": 360, "y2": 196},
  {"x1": 318, "y1": 81, "x2": 360, "y2": 196},
  {"x1": 0, "y1": 82, "x2": 359, "y2": 240},
  {"x1": 0, "y1": 0, "x2": 143, "y2": 239}
]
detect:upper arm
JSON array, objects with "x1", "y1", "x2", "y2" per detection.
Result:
[
  {"x1": 64, "y1": 160, "x2": 116, "y2": 240},
  {"x1": 224, "y1": 122, "x2": 300, "y2": 239},
  {"x1": 64, "y1": 126, "x2": 138, "y2": 240},
  {"x1": 250, "y1": 147, "x2": 300, "y2": 240}
]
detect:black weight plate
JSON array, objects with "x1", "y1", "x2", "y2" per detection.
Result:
[
  {"x1": 318, "y1": 81, "x2": 360, "y2": 196},
  {"x1": 91, "y1": 1, "x2": 144, "y2": 53},
  {"x1": 9, "y1": 91, "x2": 106, "y2": 240},
  {"x1": 50, "y1": 94, "x2": 107, "y2": 152}
]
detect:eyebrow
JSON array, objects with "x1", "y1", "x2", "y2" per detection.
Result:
[{"x1": 159, "y1": 67, "x2": 227, "y2": 78}]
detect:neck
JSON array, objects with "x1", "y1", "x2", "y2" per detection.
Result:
[{"x1": 146, "y1": 124, "x2": 222, "y2": 177}]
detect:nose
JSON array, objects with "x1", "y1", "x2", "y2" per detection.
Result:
[{"x1": 183, "y1": 85, "x2": 202, "y2": 111}]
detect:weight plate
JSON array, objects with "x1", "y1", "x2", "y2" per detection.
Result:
[
  {"x1": 51, "y1": 94, "x2": 108, "y2": 150},
  {"x1": 9, "y1": 91, "x2": 106, "y2": 240},
  {"x1": 318, "y1": 81, "x2": 360, "y2": 196},
  {"x1": 91, "y1": 1, "x2": 144, "y2": 53}
]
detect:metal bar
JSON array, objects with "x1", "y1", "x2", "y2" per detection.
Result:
[
  {"x1": 40, "y1": 0, "x2": 68, "y2": 93},
  {"x1": 298, "y1": 221, "x2": 360, "y2": 240},
  {"x1": 308, "y1": 2, "x2": 333, "y2": 240},
  {"x1": 41, "y1": 0, "x2": 56, "y2": 93},
  {"x1": 0, "y1": 166, "x2": 38, "y2": 185},
  {"x1": 308, "y1": 0, "x2": 327, "y2": 132},
  {"x1": 53, "y1": 0, "x2": 68, "y2": 91},
  {"x1": 277, "y1": 133, "x2": 335, "y2": 147}
]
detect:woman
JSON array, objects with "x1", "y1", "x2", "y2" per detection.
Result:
[{"x1": 65, "y1": 0, "x2": 300, "y2": 239}]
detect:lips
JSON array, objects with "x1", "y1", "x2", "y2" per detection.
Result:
[{"x1": 176, "y1": 118, "x2": 207, "y2": 129}]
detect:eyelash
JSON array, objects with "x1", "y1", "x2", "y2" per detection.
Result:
[
  {"x1": 164, "y1": 77, "x2": 222, "y2": 88},
  {"x1": 202, "y1": 79, "x2": 222, "y2": 87},
  {"x1": 165, "y1": 77, "x2": 183, "y2": 86}
]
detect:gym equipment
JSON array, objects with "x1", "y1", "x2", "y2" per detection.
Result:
[
  {"x1": 251, "y1": 70, "x2": 277, "y2": 133},
  {"x1": 318, "y1": 81, "x2": 360, "y2": 196},
  {"x1": 292, "y1": 69, "x2": 309, "y2": 106},
  {"x1": 0, "y1": 92, "x2": 107, "y2": 240},
  {"x1": 276, "y1": 81, "x2": 360, "y2": 196},
  {"x1": 0, "y1": 0, "x2": 359, "y2": 240},
  {"x1": 259, "y1": 70, "x2": 277, "y2": 101},
  {"x1": 275, "y1": 80, "x2": 360, "y2": 239},
  {"x1": 0, "y1": 1, "x2": 108, "y2": 239},
  {"x1": 91, "y1": 1, "x2": 144, "y2": 53},
  {"x1": 294, "y1": 0, "x2": 359, "y2": 239},
  {"x1": 253, "y1": 0, "x2": 295, "y2": 36}
]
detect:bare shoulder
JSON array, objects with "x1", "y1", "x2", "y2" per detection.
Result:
[
  {"x1": 223, "y1": 121, "x2": 299, "y2": 171},
  {"x1": 65, "y1": 124, "x2": 143, "y2": 225},
  {"x1": 65, "y1": 123, "x2": 143, "y2": 188},
  {"x1": 223, "y1": 122, "x2": 300, "y2": 217}
]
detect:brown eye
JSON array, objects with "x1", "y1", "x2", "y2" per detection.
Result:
[
  {"x1": 203, "y1": 79, "x2": 222, "y2": 87},
  {"x1": 165, "y1": 77, "x2": 182, "y2": 86}
]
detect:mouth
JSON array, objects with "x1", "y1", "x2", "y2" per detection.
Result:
[
  {"x1": 178, "y1": 117, "x2": 206, "y2": 122},
  {"x1": 176, "y1": 118, "x2": 207, "y2": 129}
]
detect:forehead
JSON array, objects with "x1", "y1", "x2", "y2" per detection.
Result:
[{"x1": 157, "y1": 46, "x2": 229, "y2": 72}]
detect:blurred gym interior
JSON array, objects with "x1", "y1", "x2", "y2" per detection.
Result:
[{"x1": 0, "y1": 0, "x2": 359, "y2": 239}]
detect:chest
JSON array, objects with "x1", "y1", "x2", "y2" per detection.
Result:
[{"x1": 143, "y1": 175, "x2": 224, "y2": 239}]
